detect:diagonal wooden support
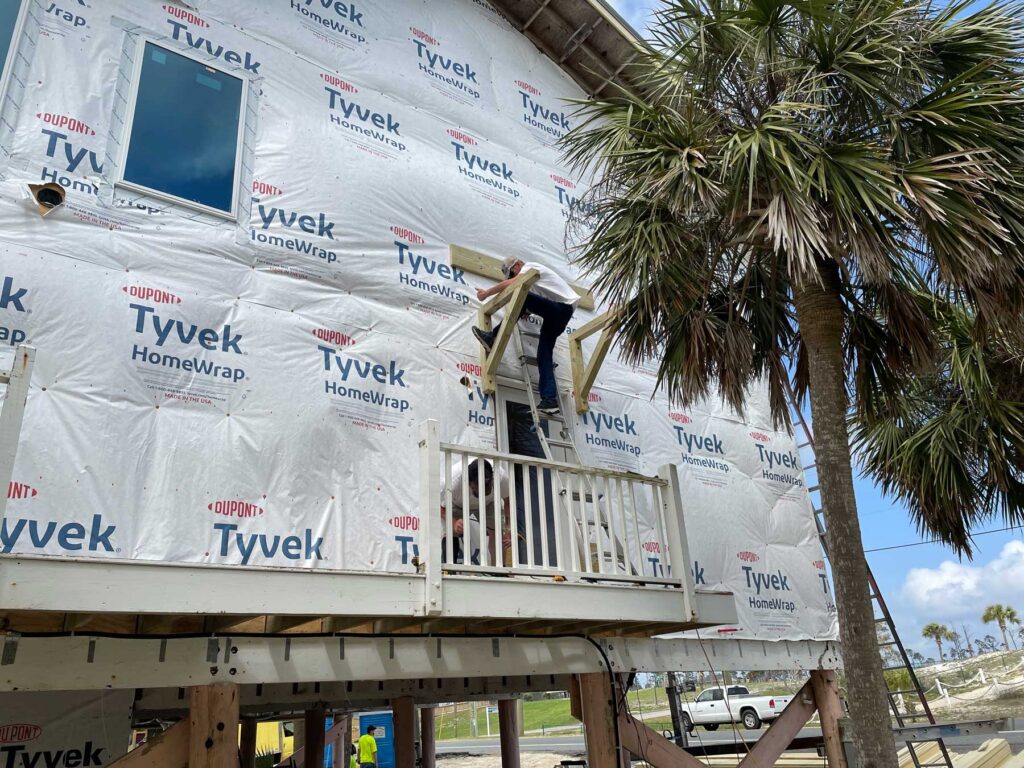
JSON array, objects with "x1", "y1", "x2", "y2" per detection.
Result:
[
  {"x1": 811, "y1": 670, "x2": 848, "y2": 768},
  {"x1": 736, "y1": 679, "x2": 817, "y2": 768},
  {"x1": 568, "y1": 309, "x2": 618, "y2": 413},
  {"x1": 108, "y1": 720, "x2": 188, "y2": 767},
  {"x1": 617, "y1": 710, "x2": 710, "y2": 768},
  {"x1": 477, "y1": 269, "x2": 540, "y2": 393}
]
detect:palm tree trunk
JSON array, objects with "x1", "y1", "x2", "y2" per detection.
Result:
[
  {"x1": 937, "y1": 639, "x2": 943, "y2": 661},
  {"x1": 794, "y1": 261, "x2": 898, "y2": 768},
  {"x1": 999, "y1": 622, "x2": 1009, "y2": 651}
]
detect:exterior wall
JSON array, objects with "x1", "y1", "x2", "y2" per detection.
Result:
[{"x1": 0, "y1": 0, "x2": 836, "y2": 641}]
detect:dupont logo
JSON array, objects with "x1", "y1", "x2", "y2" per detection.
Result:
[
  {"x1": 123, "y1": 285, "x2": 182, "y2": 305},
  {"x1": 457, "y1": 361, "x2": 482, "y2": 377},
  {"x1": 36, "y1": 112, "x2": 95, "y2": 136},
  {"x1": 389, "y1": 515, "x2": 420, "y2": 531},
  {"x1": 410, "y1": 27, "x2": 438, "y2": 45},
  {"x1": 208, "y1": 499, "x2": 265, "y2": 518},
  {"x1": 516, "y1": 80, "x2": 541, "y2": 96},
  {"x1": 669, "y1": 412, "x2": 692, "y2": 424},
  {"x1": 588, "y1": 392, "x2": 601, "y2": 403},
  {"x1": 750, "y1": 430, "x2": 770, "y2": 441},
  {"x1": 253, "y1": 180, "x2": 283, "y2": 196},
  {"x1": 391, "y1": 225, "x2": 424, "y2": 244},
  {"x1": 813, "y1": 560, "x2": 826, "y2": 571},
  {"x1": 551, "y1": 174, "x2": 575, "y2": 188},
  {"x1": 737, "y1": 551, "x2": 760, "y2": 563},
  {"x1": 7, "y1": 482, "x2": 37, "y2": 500},
  {"x1": 321, "y1": 72, "x2": 358, "y2": 93},
  {"x1": 164, "y1": 4, "x2": 209, "y2": 26},
  {"x1": 447, "y1": 128, "x2": 477, "y2": 146},
  {"x1": 313, "y1": 328, "x2": 355, "y2": 347},
  {"x1": 642, "y1": 541, "x2": 661, "y2": 553},
  {"x1": 0, "y1": 724, "x2": 41, "y2": 743}
]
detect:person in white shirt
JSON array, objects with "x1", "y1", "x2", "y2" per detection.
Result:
[
  {"x1": 441, "y1": 458, "x2": 512, "y2": 565},
  {"x1": 472, "y1": 257, "x2": 579, "y2": 414}
]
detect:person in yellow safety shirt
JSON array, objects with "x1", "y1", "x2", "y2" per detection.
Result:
[
  {"x1": 349, "y1": 742, "x2": 358, "y2": 768},
  {"x1": 358, "y1": 725, "x2": 378, "y2": 768}
]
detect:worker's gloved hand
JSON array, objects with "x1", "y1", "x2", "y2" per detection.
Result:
[{"x1": 453, "y1": 519, "x2": 465, "y2": 535}]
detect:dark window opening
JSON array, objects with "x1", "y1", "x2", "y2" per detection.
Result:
[
  {"x1": 122, "y1": 41, "x2": 244, "y2": 214},
  {"x1": 0, "y1": 1, "x2": 23, "y2": 84}
]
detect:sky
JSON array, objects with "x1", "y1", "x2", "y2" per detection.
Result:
[{"x1": 605, "y1": 0, "x2": 1024, "y2": 659}]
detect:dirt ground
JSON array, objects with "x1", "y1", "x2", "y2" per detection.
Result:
[{"x1": 438, "y1": 752, "x2": 580, "y2": 768}]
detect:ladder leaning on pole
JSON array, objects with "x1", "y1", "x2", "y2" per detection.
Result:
[
  {"x1": 0, "y1": 345, "x2": 35, "y2": 527},
  {"x1": 786, "y1": 386, "x2": 954, "y2": 768}
]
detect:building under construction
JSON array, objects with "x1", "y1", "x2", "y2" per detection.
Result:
[{"x1": 0, "y1": 0, "x2": 879, "y2": 765}]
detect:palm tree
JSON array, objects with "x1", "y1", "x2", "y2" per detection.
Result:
[
  {"x1": 982, "y1": 604, "x2": 1020, "y2": 651},
  {"x1": 922, "y1": 624, "x2": 950, "y2": 662},
  {"x1": 560, "y1": 2, "x2": 1024, "y2": 767}
]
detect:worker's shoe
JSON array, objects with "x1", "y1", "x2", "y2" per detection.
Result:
[
  {"x1": 473, "y1": 326, "x2": 495, "y2": 353},
  {"x1": 538, "y1": 398, "x2": 560, "y2": 415}
]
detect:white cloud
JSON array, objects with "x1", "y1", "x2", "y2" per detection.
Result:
[{"x1": 901, "y1": 539, "x2": 1024, "y2": 622}]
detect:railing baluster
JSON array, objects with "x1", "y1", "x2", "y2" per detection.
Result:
[
  {"x1": 552, "y1": 470, "x2": 565, "y2": 573},
  {"x1": 494, "y1": 458, "x2": 505, "y2": 569},
  {"x1": 444, "y1": 450, "x2": 454, "y2": 566},
  {"x1": 601, "y1": 475, "x2": 617, "y2": 575},
  {"x1": 616, "y1": 477, "x2": 630, "y2": 576},
  {"x1": 510, "y1": 459, "x2": 521, "y2": 570},
  {"x1": 538, "y1": 467, "x2": 551, "y2": 569},
  {"x1": 651, "y1": 483, "x2": 668, "y2": 578},
  {"x1": 460, "y1": 452, "x2": 471, "y2": 566},
  {"x1": 476, "y1": 455, "x2": 487, "y2": 568},
  {"x1": 628, "y1": 481, "x2": 644, "y2": 578},
  {"x1": 577, "y1": 473, "x2": 592, "y2": 574},
  {"x1": 523, "y1": 460, "x2": 535, "y2": 568}
]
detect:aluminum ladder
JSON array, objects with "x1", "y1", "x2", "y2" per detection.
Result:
[
  {"x1": 511, "y1": 322, "x2": 635, "y2": 576},
  {"x1": 786, "y1": 387, "x2": 954, "y2": 768}
]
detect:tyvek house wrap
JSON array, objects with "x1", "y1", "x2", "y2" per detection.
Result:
[{"x1": 0, "y1": 0, "x2": 837, "y2": 641}]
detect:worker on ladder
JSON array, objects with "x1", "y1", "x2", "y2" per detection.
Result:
[{"x1": 472, "y1": 256, "x2": 579, "y2": 415}]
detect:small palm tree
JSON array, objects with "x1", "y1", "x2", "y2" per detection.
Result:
[
  {"x1": 922, "y1": 623, "x2": 950, "y2": 662},
  {"x1": 561, "y1": 2, "x2": 1024, "y2": 768},
  {"x1": 982, "y1": 604, "x2": 1020, "y2": 651}
]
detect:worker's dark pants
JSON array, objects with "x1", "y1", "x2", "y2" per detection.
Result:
[{"x1": 522, "y1": 293, "x2": 574, "y2": 402}]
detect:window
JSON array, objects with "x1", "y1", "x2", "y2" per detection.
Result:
[
  {"x1": 120, "y1": 41, "x2": 245, "y2": 216},
  {"x1": 710, "y1": 690, "x2": 724, "y2": 701},
  {"x1": 695, "y1": 690, "x2": 713, "y2": 703},
  {"x1": 0, "y1": 0, "x2": 25, "y2": 90}
]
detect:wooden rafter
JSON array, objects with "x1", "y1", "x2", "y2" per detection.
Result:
[{"x1": 568, "y1": 309, "x2": 618, "y2": 413}]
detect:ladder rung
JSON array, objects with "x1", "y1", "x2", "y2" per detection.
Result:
[
  {"x1": 0, "y1": 373, "x2": 9, "y2": 385},
  {"x1": 878, "y1": 641, "x2": 898, "y2": 647},
  {"x1": 808, "y1": 484, "x2": 820, "y2": 493},
  {"x1": 796, "y1": 441, "x2": 812, "y2": 449},
  {"x1": 545, "y1": 439, "x2": 574, "y2": 449},
  {"x1": 520, "y1": 330, "x2": 542, "y2": 339},
  {"x1": 888, "y1": 689, "x2": 921, "y2": 696}
]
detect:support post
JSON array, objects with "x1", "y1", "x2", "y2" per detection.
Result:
[
  {"x1": 616, "y1": 710, "x2": 710, "y2": 768},
  {"x1": 188, "y1": 683, "x2": 240, "y2": 768},
  {"x1": 240, "y1": 718, "x2": 258, "y2": 768},
  {"x1": 393, "y1": 696, "x2": 416, "y2": 768},
  {"x1": 498, "y1": 699, "x2": 520, "y2": 768},
  {"x1": 0, "y1": 345, "x2": 35, "y2": 528},
  {"x1": 419, "y1": 419, "x2": 443, "y2": 616},
  {"x1": 658, "y1": 464, "x2": 697, "y2": 622},
  {"x1": 420, "y1": 707, "x2": 436, "y2": 768},
  {"x1": 811, "y1": 670, "x2": 847, "y2": 768},
  {"x1": 333, "y1": 714, "x2": 353, "y2": 768},
  {"x1": 304, "y1": 705, "x2": 326, "y2": 768},
  {"x1": 575, "y1": 673, "x2": 621, "y2": 768}
]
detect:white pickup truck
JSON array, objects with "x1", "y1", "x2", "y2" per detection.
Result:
[{"x1": 679, "y1": 685, "x2": 792, "y2": 731}]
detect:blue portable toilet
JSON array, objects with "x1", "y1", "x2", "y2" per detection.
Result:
[{"x1": 358, "y1": 711, "x2": 396, "y2": 768}]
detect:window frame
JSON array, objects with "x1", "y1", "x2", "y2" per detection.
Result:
[
  {"x1": 0, "y1": 0, "x2": 30, "y2": 106},
  {"x1": 116, "y1": 36, "x2": 249, "y2": 220}
]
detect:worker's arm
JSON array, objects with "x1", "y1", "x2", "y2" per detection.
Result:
[{"x1": 476, "y1": 274, "x2": 520, "y2": 301}]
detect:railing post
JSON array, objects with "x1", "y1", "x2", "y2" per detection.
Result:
[
  {"x1": 0, "y1": 345, "x2": 34, "y2": 529},
  {"x1": 658, "y1": 464, "x2": 697, "y2": 621},
  {"x1": 420, "y1": 420, "x2": 443, "y2": 616}
]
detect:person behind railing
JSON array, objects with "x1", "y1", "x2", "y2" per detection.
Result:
[
  {"x1": 441, "y1": 457, "x2": 512, "y2": 566},
  {"x1": 472, "y1": 256, "x2": 579, "y2": 416}
]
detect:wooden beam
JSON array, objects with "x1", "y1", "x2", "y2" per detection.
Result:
[
  {"x1": 478, "y1": 269, "x2": 540, "y2": 393},
  {"x1": 617, "y1": 710, "x2": 710, "y2": 768},
  {"x1": 811, "y1": 670, "x2": 847, "y2": 768},
  {"x1": 266, "y1": 616, "x2": 321, "y2": 633},
  {"x1": 393, "y1": 696, "x2": 416, "y2": 768},
  {"x1": 239, "y1": 718, "x2": 258, "y2": 768},
  {"x1": 188, "y1": 684, "x2": 241, "y2": 768},
  {"x1": 421, "y1": 707, "x2": 437, "y2": 768},
  {"x1": 575, "y1": 673, "x2": 620, "y2": 768},
  {"x1": 450, "y1": 244, "x2": 595, "y2": 310},
  {"x1": 498, "y1": 699, "x2": 521, "y2": 768},
  {"x1": 109, "y1": 721, "x2": 188, "y2": 767},
  {"x1": 324, "y1": 617, "x2": 375, "y2": 633},
  {"x1": 203, "y1": 616, "x2": 260, "y2": 634},
  {"x1": 568, "y1": 309, "x2": 618, "y2": 414},
  {"x1": 304, "y1": 705, "x2": 327, "y2": 768},
  {"x1": 736, "y1": 680, "x2": 817, "y2": 768}
]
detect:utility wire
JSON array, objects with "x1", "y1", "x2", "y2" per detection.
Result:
[{"x1": 864, "y1": 526, "x2": 1019, "y2": 554}]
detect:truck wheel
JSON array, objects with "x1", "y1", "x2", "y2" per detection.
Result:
[
  {"x1": 704, "y1": 724, "x2": 719, "y2": 731},
  {"x1": 742, "y1": 710, "x2": 762, "y2": 730},
  {"x1": 681, "y1": 713, "x2": 694, "y2": 733}
]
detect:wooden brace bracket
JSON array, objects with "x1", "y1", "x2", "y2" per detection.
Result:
[
  {"x1": 477, "y1": 269, "x2": 540, "y2": 394},
  {"x1": 568, "y1": 309, "x2": 618, "y2": 414}
]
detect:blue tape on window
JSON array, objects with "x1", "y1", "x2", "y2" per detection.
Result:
[
  {"x1": 196, "y1": 72, "x2": 223, "y2": 91},
  {"x1": 150, "y1": 49, "x2": 167, "y2": 65}
]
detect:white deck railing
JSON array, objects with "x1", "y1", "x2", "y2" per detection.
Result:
[{"x1": 418, "y1": 420, "x2": 691, "y2": 609}]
